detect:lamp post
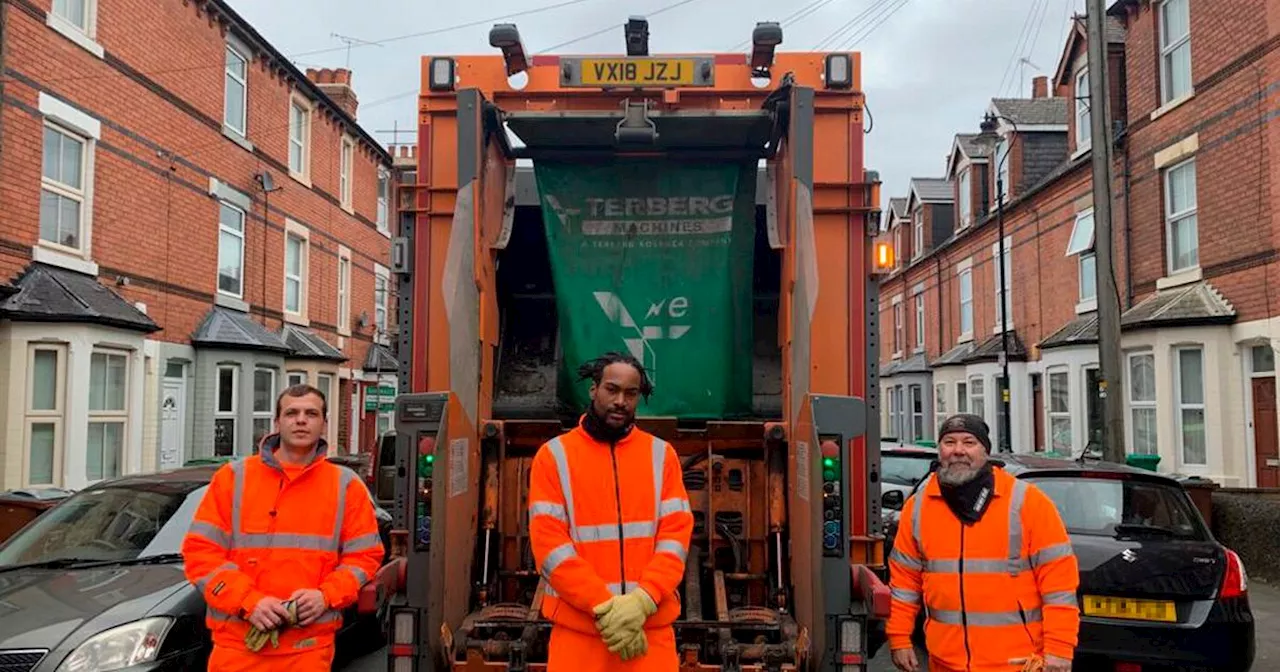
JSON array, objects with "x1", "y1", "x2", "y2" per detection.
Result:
[{"x1": 976, "y1": 112, "x2": 1018, "y2": 453}]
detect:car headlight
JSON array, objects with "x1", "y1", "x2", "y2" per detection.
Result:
[{"x1": 56, "y1": 617, "x2": 172, "y2": 672}]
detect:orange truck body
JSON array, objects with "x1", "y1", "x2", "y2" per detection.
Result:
[{"x1": 384, "y1": 21, "x2": 892, "y2": 671}]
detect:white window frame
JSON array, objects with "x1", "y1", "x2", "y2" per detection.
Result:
[
  {"x1": 224, "y1": 42, "x2": 249, "y2": 138},
  {"x1": 956, "y1": 381, "x2": 968, "y2": 413},
  {"x1": 957, "y1": 167, "x2": 971, "y2": 229},
  {"x1": 890, "y1": 294, "x2": 904, "y2": 358},
  {"x1": 87, "y1": 349, "x2": 129, "y2": 482},
  {"x1": 377, "y1": 167, "x2": 391, "y2": 235},
  {"x1": 252, "y1": 366, "x2": 276, "y2": 449},
  {"x1": 912, "y1": 209, "x2": 924, "y2": 259},
  {"x1": 1047, "y1": 368, "x2": 1072, "y2": 454},
  {"x1": 1164, "y1": 157, "x2": 1199, "y2": 275},
  {"x1": 287, "y1": 371, "x2": 308, "y2": 387},
  {"x1": 25, "y1": 344, "x2": 67, "y2": 487},
  {"x1": 337, "y1": 246, "x2": 352, "y2": 336},
  {"x1": 1158, "y1": 0, "x2": 1192, "y2": 106},
  {"x1": 1175, "y1": 345, "x2": 1207, "y2": 466},
  {"x1": 340, "y1": 135, "x2": 355, "y2": 211},
  {"x1": 992, "y1": 236, "x2": 1013, "y2": 332},
  {"x1": 969, "y1": 376, "x2": 986, "y2": 422},
  {"x1": 885, "y1": 386, "x2": 898, "y2": 438},
  {"x1": 895, "y1": 228, "x2": 904, "y2": 269},
  {"x1": 36, "y1": 91, "x2": 102, "y2": 274},
  {"x1": 908, "y1": 384, "x2": 925, "y2": 442},
  {"x1": 1127, "y1": 352, "x2": 1158, "y2": 455},
  {"x1": 914, "y1": 292, "x2": 925, "y2": 352},
  {"x1": 288, "y1": 93, "x2": 312, "y2": 183},
  {"x1": 316, "y1": 372, "x2": 336, "y2": 450},
  {"x1": 283, "y1": 220, "x2": 310, "y2": 323},
  {"x1": 39, "y1": 122, "x2": 89, "y2": 254},
  {"x1": 217, "y1": 201, "x2": 246, "y2": 299},
  {"x1": 375, "y1": 263, "x2": 390, "y2": 345},
  {"x1": 996, "y1": 136, "x2": 1010, "y2": 202},
  {"x1": 1066, "y1": 209, "x2": 1097, "y2": 309},
  {"x1": 958, "y1": 264, "x2": 974, "y2": 341},
  {"x1": 1075, "y1": 67, "x2": 1092, "y2": 152},
  {"x1": 934, "y1": 382, "x2": 947, "y2": 435},
  {"x1": 214, "y1": 365, "x2": 239, "y2": 457},
  {"x1": 47, "y1": 0, "x2": 102, "y2": 58}
]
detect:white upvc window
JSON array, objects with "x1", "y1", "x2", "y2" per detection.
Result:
[
  {"x1": 252, "y1": 367, "x2": 276, "y2": 449},
  {"x1": 375, "y1": 264, "x2": 390, "y2": 344},
  {"x1": 912, "y1": 210, "x2": 924, "y2": 259},
  {"x1": 316, "y1": 372, "x2": 335, "y2": 448},
  {"x1": 956, "y1": 381, "x2": 968, "y2": 413},
  {"x1": 287, "y1": 371, "x2": 307, "y2": 387},
  {"x1": 969, "y1": 376, "x2": 986, "y2": 421},
  {"x1": 914, "y1": 292, "x2": 925, "y2": 351},
  {"x1": 934, "y1": 382, "x2": 947, "y2": 435},
  {"x1": 891, "y1": 296, "x2": 903, "y2": 357},
  {"x1": 1175, "y1": 346, "x2": 1206, "y2": 465},
  {"x1": 288, "y1": 94, "x2": 312, "y2": 181},
  {"x1": 1066, "y1": 209, "x2": 1097, "y2": 304},
  {"x1": 214, "y1": 365, "x2": 238, "y2": 457},
  {"x1": 996, "y1": 136, "x2": 1010, "y2": 200},
  {"x1": 908, "y1": 384, "x2": 925, "y2": 442},
  {"x1": 377, "y1": 167, "x2": 391, "y2": 234},
  {"x1": 1075, "y1": 67, "x2": 1092, "y2": 151},
  {"x1": 337, "y1": 247, "x2": 352, "y2": 336},
  {"x1": 340, "y1": 135, "x2": 355, "y2": 210},
  {"x1": 47, "y1": 0, "x2": 101, "y2": 57},
  {"x1": 25, "y1": 345, "x2": 66, "y2": 487},
  {"x1": 1164, "y1": 158, "x2": 1198, "y2": 274},
  {"x1": 885, "y1": 387, "x2": 898, "y2": 438},
  {"x1": 1158, "y1": 0, "x2": 1192, "y2": 105},
  {"x1": 87, "y1": 350, "x2": 128, "y2": 481},
  {"x1": 224, "y1": 44, "x2": 249, "y2": 137},
  {"x1": 958, "y1": 267, "x2": 974, "y2": 339},
  {"x1": 1047, "y1": 368, "x2": 1071, "y2": 453},
  {"x1": 1127, "y1": 352, "x2": 1158, "y2": 455},
  {"x1": 992, "y1": 237, "x2": 1013, "y2": 331},
  {"x1": 895, "y1": 228, "x2": 904, "y2": 269},
  {"x1": 40, "y1": 123, "x2": 88, "y2": 252},
  {"x1": 283, "y1": 221, "x2": 310, "y2": 320},
  {"x1": 957, "y1": 168, "x2": 971, "y2": 228},
  {"x1": 218, "y1": 201, "x2": 246, "y2": 298}
]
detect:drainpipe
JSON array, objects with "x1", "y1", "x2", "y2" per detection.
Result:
[
  {"x1": 1120, "y1": 125, "x2": 1134, "y2": 309},
  {"x1": 935, "y1": 254, "x2": 945, "y2": 354}
]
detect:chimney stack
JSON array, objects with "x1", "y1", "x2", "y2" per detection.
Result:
[
  {"x1": 1032, "y1": 75, "x2": 1049, "y2": 99},
  {"x1": 305, "y1": 67, "x2": 359, "y2": 119}
]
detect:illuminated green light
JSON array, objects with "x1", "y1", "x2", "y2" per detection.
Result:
[
  {"x1": 823, "y1": 457, "x2": 835, "y2": 468},
  {"x1": 426, "y1": 454, "x2": 435, "y2": 463}
]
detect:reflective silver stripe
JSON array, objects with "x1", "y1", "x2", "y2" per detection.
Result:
[
  {"x1": 195, "y1": 561, "x2": 240, "y2": 590},
  {"x1": 574, "y1": 520, "x2": 656, "y2": 543},
  {"x1": 543, "y1": 584, "x2": 558, "y2": 597},
  {"x1": 1042, "y1": 590, "x2": 1078, "y2": 607},
  {"x1": 334, "y1": 468, "x2": 353, "y2": 548},
  {"x1": 341, "y1": 532, "x2": 382, "y2": 553},
  {"x1": 911, "y1": 474, "x2": 932, "y2": 558},
  {"x1": 314, "y1": 609, "x2": 343, "y2": 624},
  {"x1": 891, "y1": 587, "x2": 920, "y2": 604},
  {"x1": 928, "y1": 608, "x2": 1037, "y2": 626},
  {"x1": 208, "y1": 606, "x2": 239, "y2": 622},
  {"x1": 237, "y1": 533, "x2": 335, "y2": 551},
  {"x1": 338, "y1": 564, "x2": 370, "y2": 586},
  {"x1": 925, "y1": 558, "x2": 1030, "y2": 574},
  {"x1": 608, "y1": 581, "x2": 640, "y2": 595},
  {"x1": 659, "y1": 498, "x2": 691, "y2": 517},
  {"x1": 529, "y1": 501, "x2": 568, "y2": 522},
  {"x1": 1030, "y1": 541, "x2": 1074, "y2": 568},
  {"x1": 1008, "y1": 479, "x2": 1029, "y2": 576},
  {"x1": 542, "y1": 542, "x2": 576, "y2": 579},
  {"x1": 889, "y1": 548, "x2": 923, "y2": 572},
  {"x1": 231, "y1": 459, "x2": 246, "y2": 547},
  {"x1": 651, "y1": 436, "x2": 665, "y2": 523},
  {"x1": 655, "y1": 539, "x2": 687, "y2": 561},
  {"x1": 188, "y1": 521, "x2": 230, "y2": 548},
  {"x1": 547, "y1": 438, "x2": 577, "y2": 532}
]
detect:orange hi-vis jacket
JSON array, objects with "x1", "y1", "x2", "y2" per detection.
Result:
[
  {"x1": 181, "y1": 435, "x2": 385, "y2": 655},
  {"x1": 887, "y1": 467, "x2": 1081, "y2": 671},
  {"x1": 528, "y1": 421, "x2": 695, "y2": 635}
]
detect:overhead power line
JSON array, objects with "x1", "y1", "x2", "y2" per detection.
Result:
[{"x1": 535, "y1": 0, "x2": 707, "y2": 54}]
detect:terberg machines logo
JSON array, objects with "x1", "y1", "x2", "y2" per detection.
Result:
[{"x1": 593, "y1": 291, "x2": 691, "y2": 384}]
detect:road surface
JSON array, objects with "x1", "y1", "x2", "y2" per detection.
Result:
[{"x1": 338, "y1": 579, "x2": 1280, "y2": 670}]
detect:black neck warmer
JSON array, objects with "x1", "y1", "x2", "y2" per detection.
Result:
[
  {"x1": 582, "y1": 408, "x2": 631, "y2": 444},
  {"x1": 939, "y1": 463, "x2": 996, "y2": 524}
]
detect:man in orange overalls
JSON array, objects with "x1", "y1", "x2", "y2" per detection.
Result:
[
  {"x1": 528, "y1": 351, "x2": 694, "y2": 671},
  {"x1": 182, "y1": 384, "x2": 385, "y2": 671},
  {"x1": 887, "y1": 414, "x2": 1079, "y2": 672}
]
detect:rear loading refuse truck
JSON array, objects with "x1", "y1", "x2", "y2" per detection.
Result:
[{"x1": 385, "y1": 19, "x2": 893, "y2": 671}]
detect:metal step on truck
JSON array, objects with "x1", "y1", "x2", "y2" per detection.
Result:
[{"x1": 383, "y1": 17, "x2": 896, "y2": 671}]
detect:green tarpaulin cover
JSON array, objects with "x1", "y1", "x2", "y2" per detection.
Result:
[{"x1": 535, "y1": 159, "x2": 757, "y2": 419}]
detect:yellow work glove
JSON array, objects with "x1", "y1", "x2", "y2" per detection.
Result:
[
  {"x1": 244, "y1": 626, "x2": 271, "y2": 652},
  {"x1": 595, "y1": 588, "x2": 657, "y2": 650},
  {"x1": 614, "y1": 628, "x2": 649, "y2": 661}
]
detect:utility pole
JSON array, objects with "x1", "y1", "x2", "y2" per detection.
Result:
[{"x1": 1085, "y1": 1, "x2": 1126, "y2": 463}]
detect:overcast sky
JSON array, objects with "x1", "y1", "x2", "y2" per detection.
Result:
[{"x1": 229, "y1": 0, "x2": 1089, "y2": 203}]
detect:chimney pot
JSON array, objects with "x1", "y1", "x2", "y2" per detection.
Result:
[
  {"x1": 1032, "y1": 75, "x2": 1049, "y2": 99},
  {"x1": 305, "y1": 67, "x2": 320, "y2": 82},
  {"x1": 334, "y1": 68, "x2": 352, "y2": 85}
]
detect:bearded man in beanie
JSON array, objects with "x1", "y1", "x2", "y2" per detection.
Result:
[{"x1": 886, "y1": 414, "x2": 1080, "y2": 672}]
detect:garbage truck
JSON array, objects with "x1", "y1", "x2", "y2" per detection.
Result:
[{"x1": 383, "y1": 18, "x2": 894, "y2": 671}]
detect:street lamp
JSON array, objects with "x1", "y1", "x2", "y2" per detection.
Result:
[{"x1": 975, "y1": 111, "x2": 1019, "y2": 453}]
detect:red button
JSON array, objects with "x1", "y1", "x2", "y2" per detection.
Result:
[{"x1": 821, "y1": 440, "x2": 840, "y2": 457}]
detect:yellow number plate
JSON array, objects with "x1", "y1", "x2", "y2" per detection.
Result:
[
  {"x1": 1082, "y1": 595, "x2": 1176, "y2": 622},
  {"x1": 577, "y1": 58, "x2": 699, "y2": 87}
]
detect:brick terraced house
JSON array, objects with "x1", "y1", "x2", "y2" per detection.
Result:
[
  {"x1": 880, "y1": 1, "x2": 1280, "y2": 487},
  {"x1": 0, "y1": 0, "x2": 397, "y2": 490}
]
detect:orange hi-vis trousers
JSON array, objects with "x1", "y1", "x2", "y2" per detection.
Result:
[
  {"x1": 546, "y1": 625, "x2": 678, "y2": 672},
  {"x1": 207, "y1": 643, "x2": 335, "y2": 671}
]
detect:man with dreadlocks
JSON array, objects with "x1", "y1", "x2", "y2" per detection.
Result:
[{"x1": 527, "y1": 351, "x2": 694, "y2": 671}]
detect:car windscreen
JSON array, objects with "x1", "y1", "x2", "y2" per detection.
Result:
[
  {"x1": 1024, "y1": 475, "x2": 1210, "y2": 541},
  {"x1": 881, "y1": 454, "x2": 936, "y2": 487},
  {"x1": 0, "y1": 481, "x2": 208, "y2": 565}
]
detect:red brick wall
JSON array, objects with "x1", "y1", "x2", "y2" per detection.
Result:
[
  {"x1": 1115, "y1": 0, "x2": 1278, "y2": 319},
  {"x1": 0, "y1": 0, "x2": 392, "y2": 362}
]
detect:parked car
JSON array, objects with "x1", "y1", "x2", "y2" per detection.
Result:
[
  {"x1": 0, "y1": 462, "x2": 396, "y2": 671},
  {"x1": 879, "y1": 444, "x2": 937, "y2": 542},
  {"x1": 0, "y1": 488, "x2": 73, "y2": 544}
]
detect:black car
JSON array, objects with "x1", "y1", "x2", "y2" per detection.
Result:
[
  {"x1": 996, "y1": 454, "x2": 1255, "y2": 672},
  {"x1": 0, "y1": 463, "x2": 394, "y2": 671}
]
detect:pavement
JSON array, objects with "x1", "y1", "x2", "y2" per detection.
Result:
[{"x1": 337, "y1": 579, "x2": 1280, "y2": 671}]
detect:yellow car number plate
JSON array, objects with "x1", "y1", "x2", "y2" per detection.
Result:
[
  {"x1": 1082, "y1": 595, "x2": 1176, "y2": 622},
  {"x1": 576, "y1": 58, "x2": 699, "y2": 87}
]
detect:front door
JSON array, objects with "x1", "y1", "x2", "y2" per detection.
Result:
[
  {"x1": 1252, "y1": 376, "x2": 1279, "y2": 487},
  {"x1": 160, "y1": 377, "x2": 187, "y2": 470},
  {"x1": 1031, "y1": 374, "x2": 1044, "y2": 452}
]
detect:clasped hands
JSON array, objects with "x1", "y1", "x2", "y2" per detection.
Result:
[
  {"x1": 244, "y1": 589, "x2": 327, "y2": 652},
  {"x1": 592, "y1": 588, "x2": 657, "y2": 661}
]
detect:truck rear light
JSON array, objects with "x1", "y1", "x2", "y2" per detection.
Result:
[
  {"x1": 840, "y1": 618, "x2": 862, "y2": 651},
  {"x1": 429, "y1": 58, "x2": 456, "y2": 91},
  {"x1": 393, "y1": 610, "x2": 416, "y2": 644},
  {"x1": 1220, "y1": 548, "x2": 1248, "y2": 599},
  {"x1": 825, "y1": 53, "x2": 852, "y2": 89},
  {"x1": 391, "y1": 658, "x2": 413, "y2": 672}
]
